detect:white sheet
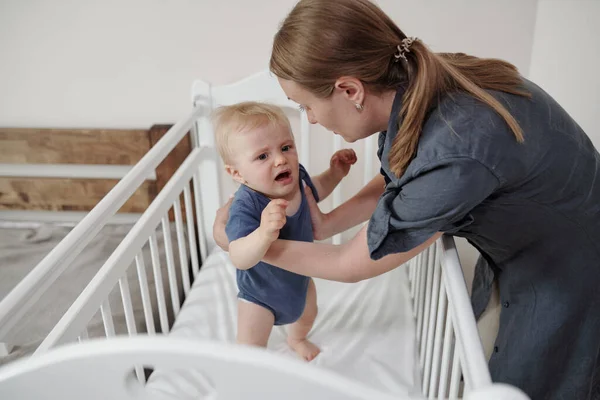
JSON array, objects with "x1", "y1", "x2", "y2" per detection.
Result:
[{"x1": 148, "y1": 249, "x2": 420, "y2": 398}]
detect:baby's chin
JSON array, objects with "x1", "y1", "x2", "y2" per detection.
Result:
[
  {"x1": 268, "y1": 179, "x2": 301, "y2": 200},
  {"x1": 245, "y1": 179, "x2": 299, "y2": 200}
]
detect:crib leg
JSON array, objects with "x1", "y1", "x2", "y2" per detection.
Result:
[{"x1": 0, "y1": 342, "x2": 13, "y2": 357}]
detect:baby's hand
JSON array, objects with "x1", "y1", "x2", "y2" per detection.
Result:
[
  {"x1": 330, "y1": 149, "x2": 357, "y2": 179},
  {"x1": 259, "y1": 199, "x2": 288, "y2": 243}
]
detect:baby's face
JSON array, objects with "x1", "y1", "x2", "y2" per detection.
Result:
[{"x1": 226, "y1": 122, "x2": 299, "y2": 199}]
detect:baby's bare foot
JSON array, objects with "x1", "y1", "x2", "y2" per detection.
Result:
[{"x1": 288, "y1": 337, "x2": 321, "y2": 362}]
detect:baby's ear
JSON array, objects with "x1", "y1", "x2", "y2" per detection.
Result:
[{"x1": 225, "y1": 164, "x2": 246, "y2": 185}]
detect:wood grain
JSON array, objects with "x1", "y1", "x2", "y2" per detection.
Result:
[
  {"x1": 0, "y1": 178, "x2": 157, "y2": 213},
  {"x1": 0, "y1": 128, "x2": 151, "y2": 165},
  {"x1": 0, "y1": 125, "x2": 193, "y2": 215}
]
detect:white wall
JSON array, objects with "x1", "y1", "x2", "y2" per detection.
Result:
[
  {"x1": 0, "y1": 0, "x2": 538, "y2": 129},
  {"x1": 528, "y1": 0, "x2": 600, "y2": 149}
]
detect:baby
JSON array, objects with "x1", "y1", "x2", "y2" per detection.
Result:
[{"x1": 212, "y1": 101, "x2": 356, "y2": 361}]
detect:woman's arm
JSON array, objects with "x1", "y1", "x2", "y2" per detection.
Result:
[
  {"x1": 228, "y1": 230, "x2": 272, "y2": 270},
  {"x1": 213, "y1": 196, "x2": 234, "y2": 251},
  {"x1": 263, "y1": 224, "x2": 442, "y2": 282},
  {"x1": 309, "y1": 174, "x2": 386, "y2": 240}
]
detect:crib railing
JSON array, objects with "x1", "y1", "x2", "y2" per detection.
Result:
[
  {"x1": 409, "y1": 236, "x2": 490, "y2": 399},
  {"x1": 0, "y1": 106, "x2": 206, "y2": 354},
  {"x1": 35, "y1": 147, "x2": 208, "y2": 354}
]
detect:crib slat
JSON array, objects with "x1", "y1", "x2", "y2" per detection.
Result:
[
  {"x1": 412, "y1": 254, "x2": 422, "y2": 316},
  {"x1": 173, "y1": 197, "x2": 191, "y2": 296},
  {"x1": 118, "y1": 275, "x2": 137, "y2": 336},
  {"x1": 428, "y1": 280, "x2": 448, "y2": 398},
  {"x1": 150, "y1": 233, "x2": 170, "y2": 334},
  {"x1": 449, "y1": 343, "x2": 462, "y2": 399},
  {"x1": 464, "y1": 365, "x2": 472, "y2": 395},
  {"x1": 332, "y1": 134, "x2": 342, "y2": 245},
  {"x1": 162, "y1": 216, "x2": 181, "y2": 315},
  {"x1": 123, "y1": 264, "x2": 146, "y2": 385},
  {"x1": 183, "y1": 184, "x2": 200, "y2": 279},
  {"x1": 423, "y1": 246, "x2": 442, "y2": 397},
  {"x1": 192, "y1": 172, "x2": 208, "y2": 263},
  {"x1": 135, "y1": 252, "x2": 156, "y2": 335},
  {"x1": 410, "y1": 257, "x2": 417, "y2": 299},
  {"x1": 413, "y1": 254, "x2": 423, "y2": 317},
  {"x1": 420, "y1": 245, "x2": 437, "y2": 368},
  {"x1": 100, "y1": 299, "x2": 115, "y2": 338},
  {"x1": 411, "y1": 257, "x2": 418, "y2": 314},
  {"x1": 77, "y1": 327, "x2": 89, "y2": 343},
  {"x1": 438, "y1": 308, "x2": 454, "y2": 398},
  {"x1": 416, "y1": 250, "x2": 429, "y2": 343}
]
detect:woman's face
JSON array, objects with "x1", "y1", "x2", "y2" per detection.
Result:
[{"x1": 278, "y1": 77, "x2": 384, "y2": 143}]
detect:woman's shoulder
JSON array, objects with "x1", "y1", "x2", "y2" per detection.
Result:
[{"x1": 413, "y1": 87, "x2": 529, "y2": 175}]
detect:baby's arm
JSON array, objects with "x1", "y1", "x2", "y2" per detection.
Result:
[
  {"x1": 229, "y1": 199, "x2": 288, "y2": 270},
  {"x1": 311, "y1": 149, "x2": 357, "y2": 202}
]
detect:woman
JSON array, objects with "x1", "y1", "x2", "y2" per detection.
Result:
[{"x1": 214, "y1": 0, "x2": 600, "y2": 398}]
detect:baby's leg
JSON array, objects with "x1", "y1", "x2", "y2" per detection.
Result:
[
  {"x1": 237, "y1": 300, "x2": 274, "y2": 347},
  {"x1": 287, "y1": 278, "x2": 320, "y2": 361}
]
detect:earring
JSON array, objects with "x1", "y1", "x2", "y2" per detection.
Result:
[{"x1": 355, "y1": 103, "x2": 364, "y2": 111}]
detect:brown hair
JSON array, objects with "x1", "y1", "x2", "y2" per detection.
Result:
[
  {"x1": 270, "y1": 0, "x2": 530, "y2": 177},
  {"x1": 211, "y1": 101, "x2": 293, "y2": 164}
]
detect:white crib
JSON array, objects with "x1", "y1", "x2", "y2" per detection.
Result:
[{"x1": 0, "y1": 71, "x2": 528, "y2": 400}]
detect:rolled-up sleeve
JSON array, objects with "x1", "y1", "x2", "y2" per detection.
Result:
[{"x1": 367, "y1": 157, "x2": 500, "y2": 260}]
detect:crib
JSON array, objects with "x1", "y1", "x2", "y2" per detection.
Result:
[{"x1": 0, "y1": 71, "x2": 528, "y2": 399}]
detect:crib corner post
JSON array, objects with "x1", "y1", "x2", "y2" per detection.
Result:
[
  {"x1": 0, "y1": 342, "x2": 13, "y2": 357},
  {"x1": 191, "y1": 82, "x2": 222, "y2": 254}
]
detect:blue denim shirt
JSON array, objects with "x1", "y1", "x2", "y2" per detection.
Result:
[{"x1": 368, "y1": 79, "x2": 600, "y2": 399}]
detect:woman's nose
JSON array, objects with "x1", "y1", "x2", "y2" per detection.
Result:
[{"x1": 307, "y1": 110, "x2": 317, "y2": 125}]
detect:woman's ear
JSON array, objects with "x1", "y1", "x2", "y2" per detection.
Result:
[
  {"x1": 334, "y1": 76, "x2": 365, "y2": 106},
  {"x1": 225, "y1": 165, "x2": 246, "y2": 185}
]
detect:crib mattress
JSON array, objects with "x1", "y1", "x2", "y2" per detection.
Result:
[{"x1": 148, "y1": 248, "x2": 420, "y2": 398}]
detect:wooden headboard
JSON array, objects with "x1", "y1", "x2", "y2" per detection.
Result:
[{"x1": 0, "y1": 125, "x2": 191, "y2": 214}]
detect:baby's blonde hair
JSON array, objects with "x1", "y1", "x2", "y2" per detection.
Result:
[{"x1": 212, "y1": 101, "x2": 293, "y2": 164}]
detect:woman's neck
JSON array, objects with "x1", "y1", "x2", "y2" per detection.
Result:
[{"x1": 369, "y1": 88, "x2": 398, "y2": 132}]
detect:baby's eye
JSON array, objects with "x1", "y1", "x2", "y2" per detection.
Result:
[
  {"x1": 282, "y1": 145, "x2": 292, "y2": 152},
  {"x1": 257, "y1": 153, "x2": 268, "y2": 161}
]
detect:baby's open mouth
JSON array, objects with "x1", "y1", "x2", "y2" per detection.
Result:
[{"x1": 275, "y1": 171, "x2": 291, "y2": 181}]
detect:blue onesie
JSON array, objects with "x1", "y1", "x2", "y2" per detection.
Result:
[{"x1": 225, "y1": 164, "x2": 319, "y2": 325}]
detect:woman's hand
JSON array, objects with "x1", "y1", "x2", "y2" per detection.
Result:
[
  {"x1": 213, "y1": 195, "x2": 233, "y2": 251},
  {"x1": 304, "y1": 185, "x2": 333, "y2": 241}
]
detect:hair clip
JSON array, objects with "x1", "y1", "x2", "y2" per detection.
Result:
[{"x1": 394, "y1": 37, "x2": 416, "y2": 63}]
